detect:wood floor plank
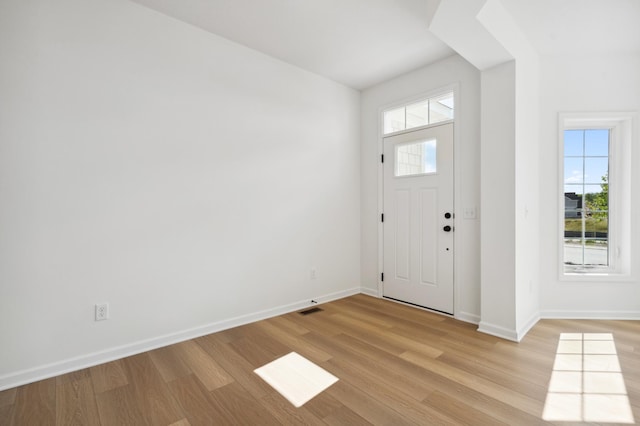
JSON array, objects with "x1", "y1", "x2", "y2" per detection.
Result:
[
  {"x1": 329, "y1": 304, "x2": 397, "y2": 330},
  {"x1": 95, "y1": 385, "x2": 148, "y2": 426},
  {"x1": 373, "y1": 327, "x2": 444, "y2": 358},
  {"x1": 89, "y1": 359, "x2": 128, "y2": 394},
  {"x1": 400, "y1": 350, "x2": 545, "y2": 417},
  {"x1": 341, "y1": 294, "x2": 448, "y2": 329},
  {"x1": 258, "y1": 392, "x2": 326, "y2": 426},
  {"x1": 323, "y1": 379, "x2": 417, "y2": 426},
  {"x1": 148, "y1": 345, "x2": 193, "y2": 383},
  {"x1": 300, "y1": 389, "x2": 345, "y2": 420},
  {"x1": 324, "y1": 358, "x2": 457, "y2": 425},
  {"x1": 435, "y1": 351, "x2": 549, "y2": 400},
  {"x1": 207, "y1": 381, "x2": 281, "y2": 425},
  {"x1": 302, "y1": 331, "x2": 435, "y2": 401},
  {"x1": 491, "y1": 340, "x2": 556, "y2": 372},
  {"x1": 431, "y1": 332, "x2": 554, "y2": 382},
  {"x1": 7, "y1": 377, "x2": 56, "y2": 426},
  {"x1": 0, "y1": 388, "x2": 16, "y2": 408},
  {"x1": 336, "y1": 316, "x2": 443, "y2": 358},
  {"x1": 167, "y1": 374, "x2": 224, "y2": 426},
  {"x1": 283, "y1": 310, "x2": 348, "y2": 337},
  {"x1": 324, "y1": 312, "x2": 395, "y2": 340},
  {"x1": 0, "y1": 405, "x2": 14, "y2": 426},
  {"x1": 322, "y1": 405, "x2": 373, "y2": 426},
  {"x1": 420, "y1": 374, "x2": 547, "y2": 425},
  {"x1": 326, "y1": 310, "x2": 445, "y2": 358},
  {"x1": 209, "y1": 326, "x2": 246, "y2": 344},
  {"x1": 227, "y1": 326, "x2": 291, "y2": 368},
  {"x1": 120, "y1": 353, "x2": 184, "y2": 425},
  {"x1": 254, "y1": 319, "x2": 333, "y2": 363},
  {"x1": 55, "y1": 370, "x2": 101, "y2": 425},
  {"x1": 194, "y1": 335, "x2": 275, "y2": 400},
  {"x1": 436, "y1": 321, "x2": 502, "y2": 352},
  {"x1": 423, "y1": 390, "x2": 510, "y2": 426},
  {"x1": 241, "y1": 323, "x2": 304, "y2": 356},
  {"x1": 172, "y1": 340, "x2": 235, "y2": 391},
  {"x1": 265, "y1": 314, "x2": 312, "y2": 336}
]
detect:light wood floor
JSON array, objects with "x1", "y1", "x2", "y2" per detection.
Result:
[{"x1": 1, "y1": 294, "x2": 639, "y2": 425}]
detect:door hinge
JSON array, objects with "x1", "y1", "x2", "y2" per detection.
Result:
[
  {"x1": 381, "y1": 272, "x2": 384, "y2": 282},
  {"x1": 381, "y1": 213, "x2": 384, "y2": 222},
  {"x1": 381, "y1": 154, "x2": 384, "y2": 163}
]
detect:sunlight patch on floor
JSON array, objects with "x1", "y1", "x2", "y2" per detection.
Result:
[
  {"x1": 542, "y1": 333, "x2": 635, "y2": 423},
  {"x1": 254, "y1": 352, "x2": 339, "y2": 408}
]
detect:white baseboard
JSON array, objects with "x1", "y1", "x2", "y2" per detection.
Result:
[
  {"x1": 478, "y1": 312, "x2": 539, "y2": 343},
  {"x1": 0, "y1": 287, "x2": 361, "y2": 392},
  {"x1": 539, "y1": 310, "x2": 640, "y2": 320},
  {"x1": 309, "y1": 287, "x2": 362, "y2": 305},
  {"x1": 477, "y1": 321, "x2": 518, "y2": 342},
  {"x1": 517, "y1": 312, "x2": 540, "y2": 342},
  {"x1": 359, "y1": 286, "x2": 379, "y2": 297},
  {"x1": 455, "y1": 311, "x2": 480, "y2": 325}
]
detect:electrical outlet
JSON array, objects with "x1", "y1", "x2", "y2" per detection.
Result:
[
  {"x1": 310, "y1": 267, "x2": 318, "y2": 280},
  {"x1": 95, "y1": 303, "x2": 109, "y2": 321}
]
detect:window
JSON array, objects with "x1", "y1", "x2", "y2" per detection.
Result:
[
  {"x1": 563, "y1": 129, "x2": 609, "y2": 270},
  {"x1": 395, "y1": 139, "x2": 437, "y2": 177},
  {"x1": 383, "y1": 91, "x2": 453, "y2": 135},
  {"x1": 560, "y1": 113, "x2": 634, "y2": 277}
]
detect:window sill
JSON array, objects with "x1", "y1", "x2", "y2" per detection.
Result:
[{"x1": 560, "y1": 272, "x2": 634, "y2": 283}]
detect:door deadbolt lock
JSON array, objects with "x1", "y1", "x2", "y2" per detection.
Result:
[{"x1": 444, "y1": 212, "x2": 452, "y2": 219}]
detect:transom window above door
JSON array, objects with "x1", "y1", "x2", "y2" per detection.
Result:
[{"x1": 383, "y1": 91, "x2": 454, "y2": 135}]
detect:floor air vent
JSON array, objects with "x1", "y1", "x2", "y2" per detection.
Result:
[{"x1": 299, "y1": 307, "x2": 323, "y2": 315}]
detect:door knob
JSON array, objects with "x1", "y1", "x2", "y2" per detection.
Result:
[{"x1": 443, "y1": 225, "x2": 452, "y2": 232}]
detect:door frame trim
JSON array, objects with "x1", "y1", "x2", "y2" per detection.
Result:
[{"x1": 377, "y1": 83, "x2": 460, "y2": 317}]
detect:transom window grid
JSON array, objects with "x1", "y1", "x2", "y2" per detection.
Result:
[
  {"x1": 563, "y1": 129, "x2": 610, "y2": 272},
  {"x1": 383, "y1": 92, "x2": 454, "y2": 135}
]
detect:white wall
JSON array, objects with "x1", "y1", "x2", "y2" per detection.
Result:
[
  {"x1": 478, "y1": 61, "x2": 517, "y2": 336},
  {"x1": 462, "y1": 0, "x2": 543, "y2": 340},
  {"x1": 478, "y1": 57, "x2": 541, "y2": 341},
  {"x1": 513, "y1": 54, "x2": 541, "y2": 336},
  {"x1": 538, "y1": 53, "x2": 640, "y2": 317},
  {"x1": 360, "y1": 55, "x2": 482, "y2": 323},
  {"x1": 0, "y1": 0, "x2": 361, "y2": 389}
]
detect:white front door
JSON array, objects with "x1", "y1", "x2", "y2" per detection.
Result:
[{"x1": 383, "y1": 123, "x2": 454, "y2": 314}]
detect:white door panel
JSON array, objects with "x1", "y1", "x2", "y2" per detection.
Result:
[
  {"x1": 383, "y1": 123, "x2": 454, "y2": 314},
  {"x1": 419, "y1": 188, "x2": 437, "y2": 285}
]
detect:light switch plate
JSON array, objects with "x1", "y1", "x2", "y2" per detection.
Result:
[{"x1": 463, "y1": 207, "x2": 476, "y2": 219}]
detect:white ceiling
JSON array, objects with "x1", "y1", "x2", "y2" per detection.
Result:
[
  {"x1": 131, "y1": 0, "x2": 640, "y2": 90},
  {"x1": 502, "y1": 0, "x2": 640, "y2": 56},
  {"x1": 131, "y1": 0, "x2": 454, "y2": 90}
]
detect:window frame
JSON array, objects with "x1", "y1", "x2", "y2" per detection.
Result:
[
  {"x1": 558, "y1": 112, "x2": 634, "y2": 281},
  {"x1": 382, "y1": 91, "x2": 454, "y2": 136}
]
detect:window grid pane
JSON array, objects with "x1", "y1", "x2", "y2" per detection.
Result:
[
  {"x1": 383, "y1": 107, "x2": 405, "y2": 134},
  {"x1": 563, "y1": 129, "x2": 610, "y2": 271},
  {"x1": 405, "y1": 100, "x2": 429, "y2": 130},
  {"x1": 383, "y1": 91, "x2": 454, "y2": 135}
]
